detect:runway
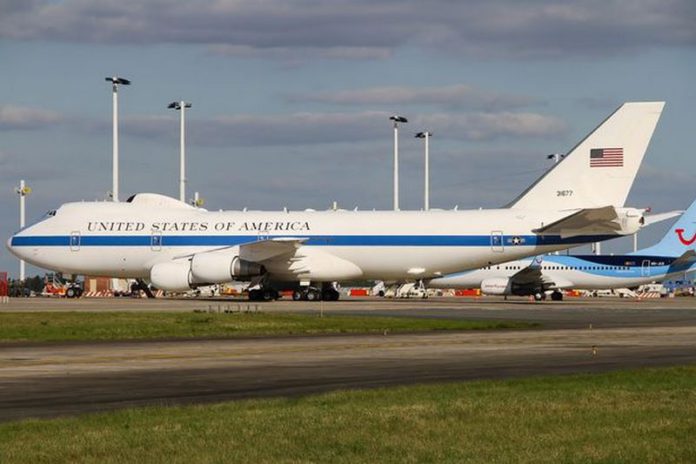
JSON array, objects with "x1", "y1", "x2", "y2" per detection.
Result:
[{"x1": 1, "y1": 297, "x2": 696, "y2": 422}]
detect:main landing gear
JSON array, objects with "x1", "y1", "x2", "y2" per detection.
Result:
[
  {"x1": 248, "y1": 288, "x2": 280, "y2": 301},
  {"x1": 292, "y1": 284, "x2": 340, "y2": 301},
  {"x1": 531, "y1": 290, "x2": 563, "y2": 301}
]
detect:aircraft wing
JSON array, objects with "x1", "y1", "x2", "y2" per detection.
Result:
[
  {"x1": 508, "y1": 259, "x2": 544, "y2": 285},
  {"x1": 238, "y1": 237, "x2": 308, "y2": 262},
  {"x1": 669, "y1": 250, "x2": 696, "y2": 269},
  {"x1": 508, "y1": 257, "x2": 572, "y2": 290},
  {"x1": 174, "y1": 237, "x2": 307, "y2": 262},
  {"x1": 533, "y1": 206, "x2": 641, "y2": 239}
]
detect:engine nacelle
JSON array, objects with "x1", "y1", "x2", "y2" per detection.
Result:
[
  {"x1": 150, "y1": 261, "x2": 193, "y2": 292},
  {"x1": 189, "y1": 247, "x2": 264, "y2": 283},
  {"x1": 150, "y1": 248, "x2": 264, "y2": 292},
  {"x1": 480, "y1": 277, "x2": 512, "y2": 296}
]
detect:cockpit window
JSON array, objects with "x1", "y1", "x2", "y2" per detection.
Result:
[{"x1": 45, "y1": 210, "x2": 56, "y2": 217}]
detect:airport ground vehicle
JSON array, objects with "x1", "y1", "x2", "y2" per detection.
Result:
[{"x1": 42, "y1": 273, "x2": 83, "y2": 298}]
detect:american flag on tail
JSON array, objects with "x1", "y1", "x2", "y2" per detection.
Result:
[{"x1": 590, "y1": 148, "x2": 623, "y2": 167}]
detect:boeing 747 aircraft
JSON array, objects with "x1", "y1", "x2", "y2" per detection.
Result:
[
  {"x1": 428, "y1": 196, "x2": 696, "y2": 300},
  {"x1": 7, "y1": 102, "x2": 664, "y2": 300}
]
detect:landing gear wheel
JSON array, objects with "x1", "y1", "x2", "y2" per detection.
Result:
[
  {"x1": 322, "y1": 289, "x2": 340, "y2": 301},
  {"x1": 248, "y1": 289, "x2": 261, "y2": 301},
  {"x1": 533, "y1": 292, "x2": 543, "y2": 301},
  {"x1": 306, "y1": 289, "x2": 320, "y2": 301},
  {"x1": 262, "y1": 289, "x2": 275, "y2": 301},
  {"x1": 292, "y1": 290, "x2": 303, "y2": 301},
  {"x1": 65, "y1": 287, "x2": 76, "y2": 299},
  {"x1": 551, "y1": 291, "x2": 564, "y2": 301}
]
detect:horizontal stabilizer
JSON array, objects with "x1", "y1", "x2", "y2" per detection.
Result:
[
  {"x1": 643, "y1": 210, "x2": 683, "y2": 227},
  {"x1": 533, "y1": 206, "x2": 642, "y2": 238},
  {"x1": 670, "y1": 250, "x2": 696, "y2": 269}
]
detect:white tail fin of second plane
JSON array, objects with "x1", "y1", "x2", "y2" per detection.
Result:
[{"x1": 507, "y1": 101, "x2": 664, "y2": 210}]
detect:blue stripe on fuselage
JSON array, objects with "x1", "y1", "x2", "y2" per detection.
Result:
[{"x1": 10, "y1": 234, "x2": 619, "y2": 247}]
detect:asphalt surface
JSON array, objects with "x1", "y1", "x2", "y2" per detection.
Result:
[{"x1": 1, "y1": 296, "x2": 696, "y2": 422}]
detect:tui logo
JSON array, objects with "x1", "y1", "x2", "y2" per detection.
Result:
[{"x1": 675, "y1": 228, "x2": 696, "y2": 246}]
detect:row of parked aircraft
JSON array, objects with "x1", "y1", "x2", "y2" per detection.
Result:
[
  {"x1": 8, "y1": 101, "x2": 692, "y2": 301},
  {"x1": 428, "y1": 197, "x2": 696, "y2": 300}
]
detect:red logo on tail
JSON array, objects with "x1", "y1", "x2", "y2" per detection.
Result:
[{"x1": 675, "y1": 228, "x2": 696, "y2": 246}]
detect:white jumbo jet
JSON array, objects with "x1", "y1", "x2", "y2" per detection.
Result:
[{"x1": 7, "y1": 102, "x2": 664, "y2": 301}]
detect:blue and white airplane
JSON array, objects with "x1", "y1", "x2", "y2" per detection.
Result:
[
  {"x1": 428, "y1": 197, "x2": 696, "y2": 301},
  {"x1": 6, "y1": 102, "x2": 663, "y2": 301}
]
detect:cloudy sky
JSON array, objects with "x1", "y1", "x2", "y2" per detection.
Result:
[{"x1": 2, "y1": 0, "x2": 695, "y2": 277}]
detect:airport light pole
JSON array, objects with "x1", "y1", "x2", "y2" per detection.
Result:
[
  {"x1": 168, "y1": 101, "x2": 192, "y2": 203},
  {"x1": 416, "y1": 131, "x2": 432, "y2": 211},
  {"x1": 633, "y1": 233, "x2": 638, "y2": 253},
  {"x1": 14, "y1": 180, "x2": 31, "y2": 281},
  {"x1": 390, "y1": 115, "x2": 408, "y2": 211},
  {"x1": 105, "y1": 76, "x2": 131, "y2": 202}
]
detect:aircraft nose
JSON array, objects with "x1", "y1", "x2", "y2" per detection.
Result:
[{"x1": 6, "y1": 235, "x2": 21, "y2": 258}]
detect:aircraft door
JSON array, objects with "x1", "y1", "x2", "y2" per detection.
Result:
[
  {"x1": 491, "y1": 231, "x2": 504, "y2": 253},
  {"x1": 151, "y1": 231, "x2": 163, "y2": 251},
  {"x1": 641, "y1": 260, "x2": 651, "y2": 277},
  {"x1": 69, "y1": 231, "x2": 80, "y2": 252}
]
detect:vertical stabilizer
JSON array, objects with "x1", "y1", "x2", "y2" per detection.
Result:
[
  {"x1": 635, "y1": 197, "x2": 696, "y2": 257},
  {"x1": 507, "y1": 102, "x2": 664, "y2": 210}
]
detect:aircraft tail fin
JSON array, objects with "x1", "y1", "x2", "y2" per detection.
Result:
[
  {"x1": 634, "y1": 196, "x2": 696, "y2": 257},
  {"x1": 507, "y1": 102, "x2": 664, "y2": 210}
]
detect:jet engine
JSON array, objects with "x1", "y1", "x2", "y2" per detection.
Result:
[
  {"x1": 480, "y1": 278, "x2": 512, "y2": 296},
  {"x1": 150, "y1": 246, "x2": 264, "y2": 292},
  {"x1": 190, "y1": 247, "x2": 263, "y2": 283}
]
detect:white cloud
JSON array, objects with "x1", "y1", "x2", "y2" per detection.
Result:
[
  {"x1": 1, "y1": 0, "x2": 693, "y2": 59},
  {"x1": 287, "y1": 85, "x2": 538, "y2": 110},
  {"x1": 0, "y1": 105, "x2": 64, "y2": 130},
  {"x1": 109, "y1": 110, "x2": 567, "y2": 146}
]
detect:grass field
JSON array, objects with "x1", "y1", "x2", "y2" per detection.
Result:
[
  {"x1": 1, "y1": 366, "x2": 694, "y2": 463},
  {"x1": 0, "y1": 311, "x2": 534, "y2": 343}
]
